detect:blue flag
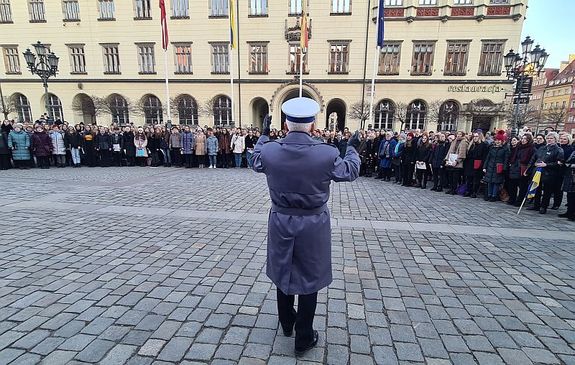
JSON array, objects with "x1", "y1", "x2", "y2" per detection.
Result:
[{"x1": 377, "y1": 0, "x2": 385, "y2": 48}]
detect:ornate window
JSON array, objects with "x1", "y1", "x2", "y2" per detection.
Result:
[
  {"x1": 102, "y1": 44, "x2": 120, "y2": 74},
  {"x1": 174, "y1": 43, "x2": 192, "y2": 74},
  {"x1": 249, "y1": 43, "x2": 268, "y2": 74},
  {"x1": 177, "y1": 95, "x2": 198, "y2": 125},
  {"x1": 134, "y1": 0, "x2": 151, "y2": 19},
  {"x1": 14, "y1": 94, "x2": 32, "y2": 122},
  {"x1": 62, "y1": 0, "x2": 80, "y2": 21},
  {"x1": 374, "y1": 100, "x2": 395, "y2": 130},
  {"x1": 444, "y1": 41, "x2": 469, "y2": 76},
  {"x1": 28, "y1": 0, "x2": 45, "y2": 22},
  {"x1": 288, "y1": 43, "x2": 307, "y2": 74},
  {"x1": 478, "y1": 40, "x2": 505, "y2": 76},
  {"x1": 438, "y1": 101, "x2": 459, "y2": 131},
  {"x1": 109, "y1": 94, "x2": 129, "y2": 125},
  {"x1": 98, "y1": 0, "x2": 114, "y2": 20},
  {"x1": 411, "y1": 42, "x2": 435, "y2": 76},
  {"x1": 331, "y1": 0, "x2": 350, "y2": 14},
  {"x1": 142, "y1": 95, "x2": 163, "y2": 124},
  {"x1": 249, "y1": 0, "x2": 267, "y2": 16},
  {"x1": 0, "y1": 0, "x2": 12, "y2": 23},
  {"x1": 329, "y1": 42, "x2": 350, "y2": 74},
  {"x1": 210, "y1": 0, "x2": 228, "y2": 16},
  {"x1": 47, "y1": 94, "x2": 63, "y2": 121},
  {"x1": 213, "y1": 95, "x2": 232, "y2": 126},
  {"x1": 378, "y1": 42, "x2": 401, "y2": 75},
  {"x1": 172, "y1": 0, "x2": 188, "y2": 18},
  {"x1": 406, "y1": 100, "x2": 426, "y2": 130},
  {"x1": 137, "y1": 43, "x2": 155, "y2": 74},
  {"x1": 2, "y1": 46, "x2": 20, "y2": 74}
]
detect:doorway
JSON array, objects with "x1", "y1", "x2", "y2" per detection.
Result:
[
  {"x1": 250, "y1": 97, "x2": 269, "y2": 129},
  {"x1": 326, "y1": 99, "x2": 346, "y2": 131},
  {"x1": 471, "y1": 116, "x2": 493, "y2": 133}
]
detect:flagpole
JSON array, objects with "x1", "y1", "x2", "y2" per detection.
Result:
[
  {"x1": 229, "y1": 43, "x2": 235, "y2": 124},
  {"x1": 299, "y1": 48, "x2": 304, "y2": 97},
  {"x1": 368, "y1": 45, "x2": 379, "y2": 130},
  {"x1": 517, "y1": 195, "x2": 528, "y2": 215},
  {"x1": 163, "y1": 49, "x2": 171, "y2": 123}
]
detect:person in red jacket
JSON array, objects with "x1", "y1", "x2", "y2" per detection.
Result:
[{"x1": 31, "y1": 125, "x2": 53, "y2": 169}]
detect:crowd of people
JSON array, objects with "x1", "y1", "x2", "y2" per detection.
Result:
[{"x1": 1, "y1": 118, "x2": 574, "y2": 221}]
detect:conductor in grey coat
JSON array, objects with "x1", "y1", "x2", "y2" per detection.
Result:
[{"x1": 251, "y1": 97, "x2": 361, "y2": 355}]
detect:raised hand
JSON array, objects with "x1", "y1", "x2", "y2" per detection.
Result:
[
  {"x1": 348, "y1": 131, "x2": 361, "y2": 149},
  {"x1": 262, "y1": 115, "x2": 272, "y2": 136}
]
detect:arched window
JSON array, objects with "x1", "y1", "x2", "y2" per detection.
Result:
[
  {"x1": 406, "y1": 100, "x2": 426, "y2": 130},
  {"x1": 438, "y1": 100, "x2": 459, "y2": 132},
  {"x1": 143, "y1": 94, "x2": 163, "y2": 124},
  {"x1": 177, "y1": 95, "x2": 198, "y2": 125},
  {"x1": 13, "y1": 94, "x2": 32, "y2": 123},
  {"x1": 47, "y1": 94, "x2": 63, "y2": 121},
  {"x1": 374, "y1": 99, "x2": 395, "y2": 130},
  {"x1": 109, "y1": 94, "x2": 129, "y2": 125},
  {"x1": 213, "y1": 95, "x2": 232, "y2": 126}
]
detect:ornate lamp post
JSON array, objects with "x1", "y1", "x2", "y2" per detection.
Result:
[
  {"x1": 504, "y1": 36, "x2": 549, "y2": 134},
  {"x1": 23, "y1": 41, "x2": 59, "y2": 123}
]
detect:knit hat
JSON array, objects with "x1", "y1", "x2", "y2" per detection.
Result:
[
  {"x1": 495, "y1": 130, "x2": 507, "y2": 142},
  {"x1": 407, "y1": 132, "x2": 415, "y2": 138}
]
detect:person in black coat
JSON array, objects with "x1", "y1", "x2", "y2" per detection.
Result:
[
  {"x1": 555, "y1": 134, "x2": 574, "y2": 209},
  {"x1": 0, "y1": 131, "x2": 11, "y2": 170},
  {"x1": 463, "y1": 133, "x2": 489, "y2": 198},
  {"x1": 507, "y1": 134, "x2": 535, "y2": 206},
  {"x1": 96, "y1": 127, "x2": 112, "y2": 167},
  {"x1": 527, "y1": 132, "x2": 564, "y2": 214},
  {"x1": 401, "y1": 133, "x2": 417, "y2": 187},
  {"x1": 110, "y1": 127, "x2": 124, "y2": 167},
  {"x1": 483, "y1": 131, "x2": 510, "y2": 202},
  {"x1": 122, "y1": 126, "x2": 136, "y2": 166},
  {"x1": 559, "y1": 150, "x2": 575, "y2": 220},
  {"x1": 65, "y1": 126, "x2": 84, "y2": 167},
  {"x1": 358, "y1": 132, "x2": 377, "y2": 177},
  {"x1": 415, "y1": 134, "x2": 432, "y2": 189},
  {"x1": 430, "y1": 133, "x2": 450, "y2": 192}
]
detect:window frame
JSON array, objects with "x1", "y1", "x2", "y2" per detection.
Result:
[
  {"x1": 2, "y1": 45, "x2": 21, "y2": 74},
  {"x1": 406, "y1": 100, "x2": 427, "y2": 130},
  {"x1": 249, "y1": 0, "x2": 268, "y2": 16},
  {"x1": 173, "y1": 43, "x2": 193, "y2": 74},
  {"x1": 177, "y1": 95, "x2": 198, "y2": 125},
  {"x1": 136, "y1": 43, "x2": 156, "y2": 74},
  {"x1": 0, "y1": 0, "x2": 13, "y2": 23},
  {"x1": 213, "y1": 95, "x2": 232, "y2": 126},
  {"x1": 14, "y1": 94, "x2": 32, "y2": 123},
  {"x1": 444, "y1": 40, "x2": 470, "y2": 76},
  {"x1": 328, "y1": 41, "x2": 351, "y2": 74},
  {"x1": 98, "y1": 0, "x2": 115, "y2": 20},
  {"x1": 143, "y1": 95, "x2": 163, "y2": 124},
  {"x1": 478, "y1": 40, "x2": 506, "y2": 76},
  {"x1": 171, "y1": 0, "x2": 189, "y2": 19},
  {"x1": 210, "y1": 42, "x2": 230, "y2": 74},
  {"x1": 411, "y1": 41, "x2": 436, "y2": 76},
  {"x1": 133, "y1": 0, "x2": 152, "y2": 20},
  {"x1": 67, "y1": 44, "x2": 86, "y2": 74},
  {"x1": 287, "y1": 42, "x2": 308, "y2": 74},
  {"x1": 374, "y1": 99, "x2": 395, "y2": 130},
  {"x1": 248, "y1": 42, "x2": 269, "y2": 74},
  {"x1": 101, "y1": 43, "x2": 121, "y2": 74},
  {"x1": 47, "y1": 94, "x2": 64, "y2": 120},
  {"x1": 210, "y1": 0, "x2": 229, "y2": 18},
  {"x1": 331, "y1": 0, "x2": 351, "y2": 15},
  {"x1": 109, "y1": 94, "x2": 129, "y2": 125},
  {"x1": 62, "y1": 0, "x2": 80, "y2": 21},
  {"x1": 28, "y1": 0, "x2": 46, "y2": 23},
  {"x1": 378, "y1": 42, "x2": 402, "y2": 76}
]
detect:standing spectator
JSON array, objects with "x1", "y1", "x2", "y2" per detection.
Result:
[
  {"x1": 195, "y1": 128, "x2": 207, "y2": 168},
  {"x1": 508, "y1": 134, "x2": 535, "y2": 206},
  {"x1": 533, "y1": 134, "x2": 546, "y2": 150},
  {"x1": 430, "y1": 133, "x2": 449, "y2": 192},
  {"x1": 231, "y1": 130, "x2": 245, "y2": 168},
  {"x1": 31, "y1": 125, "x2": 53, "y2": 169},
  {"x1": 8, "y1": 123, "x2": 30, "y2": 169},
  {"x1": 359, "y1": 131, "x2": 377, "y2": 177},
  {"x1": 218, "y1": 128, "x2": 232, "y2": 168},
  {"x1": 445, "y1": 131, "x2": 469, "y2": 195},
  {"x1": 122, "y1": 126, "x2": 136, "y2": 166},
  {"x1": 82, "y1": 125, "x2": 96, "y2": 167},
  {"x1": 555, "y1": 134, "x2": 574, "y2": 209},
  {"x1": 110, "y1": 127, "x2": 123, "y2": 166},
  {"x1": 50, "y1": 125, "x2": 67, "y2": 168},
  {"x1": 134, "y1": 127, "x2": 149, "y2": 167},
  {"x1": 181, "y1": 126, "x2": 195, "y2": 168},
  {"x1": 463, "y1": 132, "x2": 488, "y2": 198},
  {"x1": 377, "y1": 132, "x2": 396, "y2": 181},
  {"x1": 401, "y1": 133, "x2": 416, "y2": 187},
  {"x1": 1, "y1": 120, "x2": 13, "y2": 136},
  {"x1": 392, "y1": 133, "x2": 405, "y2": 184},
  {"x1": 96, "y1": 127, "x2": 112, "y2": 167},
  {"x1": 160, "y1": 127, "x2": 171, "y2": 167},
  {"x1": 245, "y1": 130, "x2": 258, "y2": 169},
  {"x1": 206, "y1": 128, "x2": 219, "y2": 168},
  {"x1": 483, "y1": 131, "x2": 510, "y2": 202},
  {"x1": 338, "y1": 132, "x2": 350, "y2": 159},
  {"x1": 0, "y1": 127, "x2": 11, "y2": 170},
  {"x1": 527, "y1": 132, "x2": 564, "y2": 214},
  {"x1": 65, "y1": 126, "x2": 83, "y2": 168},
  {"x1": 559, "y1": 150, "x2": 575, "y2": 221},
  {"x1": 169, "y1": 126, "x2": 182, "y2": 167},
  {"x1": 415, "y1": 133, "x2": 432, "y2": 189},
  {"x1": 148, "y1": 129, "x2": 161, "y2": 167}
]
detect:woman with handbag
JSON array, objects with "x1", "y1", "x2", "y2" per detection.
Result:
[
  {"x1": 377, "y1": 132, "x2": 396, "y2": 181},
  {"x1": 483, "y1": 131, "x2": 510, "y2": 202},
  {"x1": 401, "y1": 133, "x2": 417, "y2": 187},
  {"x1": 444, "y1": 131, "x2": 469, "y2": 195},
  {"x1": 463, "y1": 132, "x2": 488, "y2": 198},
  {"x1": 559, "y1": 150, "x2": 575, "y2": 221},
  {"x1": 134, "y1": 128, "x2": 148, "y2": 167},
  {"x1": 508, "y1": 134, "x2": 535, "y2": 206},
  {"x1": 391, "y1": 133, "x2": 405, "y2": 184},
  {"x1": 415, "y1": 133, "x2": 432, "y2": 189}
]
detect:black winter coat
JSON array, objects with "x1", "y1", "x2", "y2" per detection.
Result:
[
  {"x1": 415, "y1": 143, "x2": 432, "y2": 163},
  {"x1": 0, "y1": 132, "x2": 10, "y2": 155},
  {"x1": 463, "y1": 142, "x2": 489, "y2": 176},
  {"x1": 484, "y1": 145, "x2": 510, "y2": 184},
  {"x1": 96, "y1": 133, "x2": 112, "y2": 150},
  {"x1": 123, "y1": 132, "x2": 136, "y2": 157},
  {"x1": 65, "y1": 133, "x2": 83, "y2": 149},
  {"x1": 430, "y1": 141, "x2": 449, "y2": 169},
  {"x1": 528, "y1": 144, "x2": 564, "y2": 182},
  {"x1": 402, "y1": 141, "x2": 417, "y2": 165},
  {"x1": 508, "y1": 143, "x2": 535, "y2": 179}
]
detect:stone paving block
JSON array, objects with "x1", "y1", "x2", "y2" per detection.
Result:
[
  {"x1": 372, "y1": 345, "x2": 398, "y2": 365},
  {"x1": 186, "y1": 343, "x2": 217, "y2": 361},
  {"x1": 9, "y1": 352, "x2": 42, "y2": 365},
  {"x1": 157, "y1": 336, "x2": 193, "y2": 362},
  {"x1": 497, "y1": 348, "x2": 534, "y2": 365},
  {"x1": 100, "y1": 344, "x2": 137, "y2": 365},
  {"x1": 74, "y1": 339, "x2": 115, "y2": 363}
]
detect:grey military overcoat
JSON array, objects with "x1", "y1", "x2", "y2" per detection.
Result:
[{"x1": 252, "y1": 131, "x2": 360, "y2": 295}]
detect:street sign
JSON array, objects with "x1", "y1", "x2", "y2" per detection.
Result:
[
  {"x1": 513, "y1": 96, "x2": 530, "y2": 105},
  {"x1": 515, "y1": 76, "x2": 533, "y2": 94}
]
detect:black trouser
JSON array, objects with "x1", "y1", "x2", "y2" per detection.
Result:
[
  {"x1": 507, "y1": 178, "x2": 520, "y2": 204},
  {"x1": 465, "y1": 171, "x2": 483, "y2": 196},
  {"x1": 183, "y1": 154, "x2": 193, "y2": 168},
  {"x1": 171, "y1": 148, "x2": 181, "y2": 166},
  {"x1": 518, "y1": 176, "x2": 529, "y2": 204},
  {"x1": 37, "y1": 156, "x2": 50, "y2": 168},
  {"x1": 567, "y1": 192, "x2": 575, "y2": 216},
  {"x1": 540, "y1": 178, "x2": 563, "y2": 209},
  {"x1": 112, "y1": 152, "x2": 122, "y2": 166},
  {"x1": 393, "y1": 163, "x2": 401, "y2": 183},
  {"x1": 277, "y1": 288, "x2": 317, "y2": 349},
  {"x1": 402, "y1": 163, "x2": 414, "y2": 186},
  {"x1": 0, "y1": 155, "x2": 10, "y2": 170},
  {"x1": 126, "y1": 155, "x2": 135, "y2": 166},
  {"x1": 449, "y1": 169, "x2": 462, "y2": 192},
  {"x1": 416, "y1": 168, "x2": 429, "y2": 188},
  {"x1": 99, "y1": 149, "x2": 111, "y2": 167}
]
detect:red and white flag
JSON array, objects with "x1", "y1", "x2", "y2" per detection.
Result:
[{"x1": 159, "y1": 0, "x2": 169, "y2": 50}]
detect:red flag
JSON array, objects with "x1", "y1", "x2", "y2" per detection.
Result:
[{"x1": 159, "y1": 0, "x2": 169, "y2": 50}]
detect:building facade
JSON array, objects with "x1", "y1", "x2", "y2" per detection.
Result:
[
  {"x1": 0, "y1": 0, "x2": 527, "y2": 132},
  {"x1": 540, "y1": 57, "x2": 575, "y2": 133}
]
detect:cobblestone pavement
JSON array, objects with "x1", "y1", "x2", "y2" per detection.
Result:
[{"x1": 0, "y1": 167, "x2": 574, "y2": 365}]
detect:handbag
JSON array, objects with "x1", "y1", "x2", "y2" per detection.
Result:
[
  {"x1": 136, "y1": 148, "x2": 145, "y2": 157},
  {"x1": 456, "y1": 183, "x2": 467, "y2": 196},
  {"x1": 499, "y1": 188, "x2": 510, "y2": 202},
  {"x1": 416, "y1": 161, "x2": 427, "y2": 170},
  {"x1": 496, "y1": 163, "x2": 504, "y2": 174},
  {"x1": 473, "y1": 160, "x2": 482, "y2": 170}
]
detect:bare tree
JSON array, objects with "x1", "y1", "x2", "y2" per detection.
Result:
[
  {"x1": 544, "y1": 105, "x2": 568, "y2": 131},
  {"x1": 504, "y1": 103, "x2": 541, "y2": 130},
  {"x1": 394, "y1": 102, "x2": 408, "y2": 131},
  {"x1": 349, "y1": 101, "x2": 371, "y2": 127},
  {"x1": 1, "y1": 96, "x2": 16, "y2": 120},
  {"x1": 426, "y1": 100, "x2": 444, "y2": 129}
]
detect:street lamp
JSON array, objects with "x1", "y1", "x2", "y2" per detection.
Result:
[
  {"x1": 504, "y1": 36, "x2": 548, "y2": 135},
  {"x1": 23, "y1": 41, "x2": 59, "y2": 123}
]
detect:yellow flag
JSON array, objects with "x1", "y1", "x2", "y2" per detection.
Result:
[
  {"x1": 229, "y1": 0, "x2": 237, "y2": 48},
  {"x1": 300, "y1": 0, "x2": 308, "y2": 49}
]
